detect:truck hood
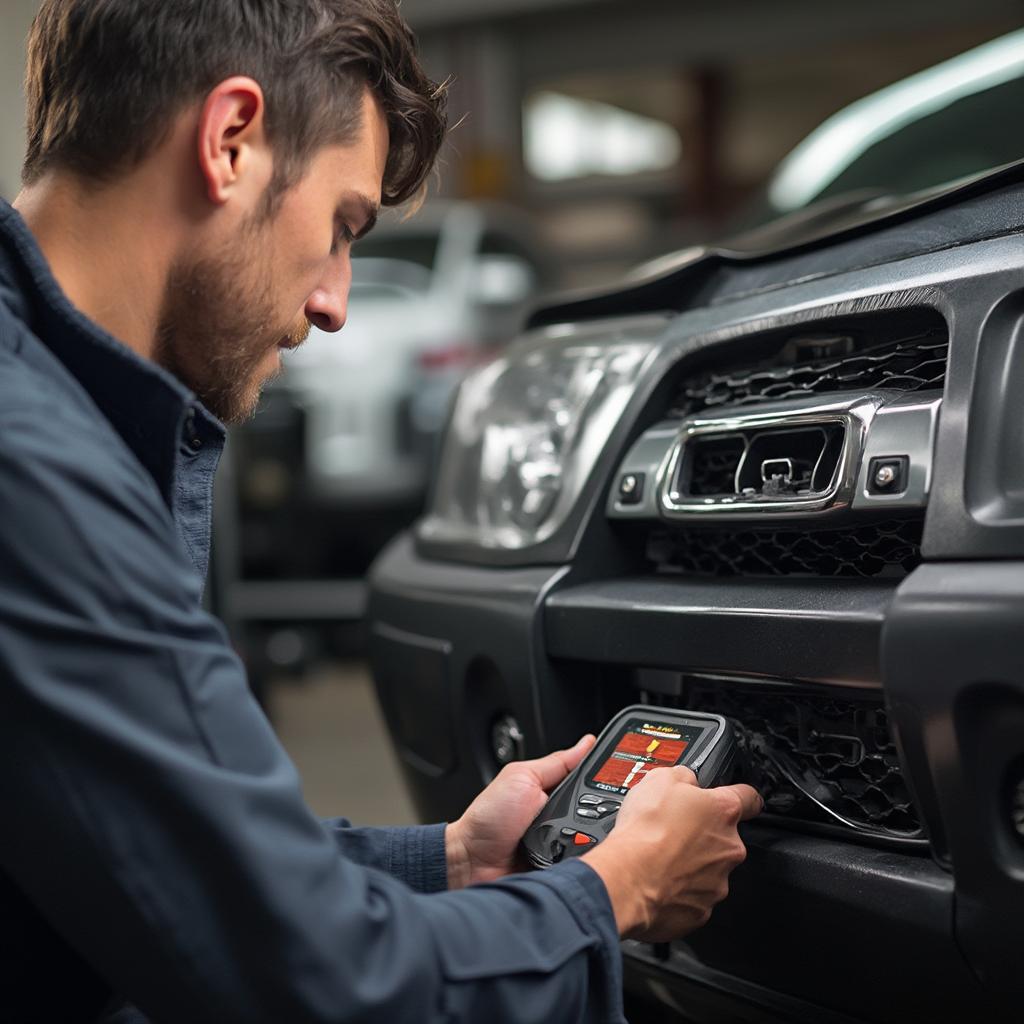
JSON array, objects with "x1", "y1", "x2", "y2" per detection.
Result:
[{"x1": 529, "y1": 157, "x2": 1024, "y2": 329}]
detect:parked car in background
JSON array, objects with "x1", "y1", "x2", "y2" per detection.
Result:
[
  {"x1": 367, "y1": 31, "x2": 1024, "y2": 1024},
  {"x1": 211, "y1": 202, "x2": 549, "y2": 688},
  {"x1": 762, "y1": 26, "x2": 1024, "y2": 219},
  {"x1": 283, "y1": 201, "x2": 549, "y2": 510}
]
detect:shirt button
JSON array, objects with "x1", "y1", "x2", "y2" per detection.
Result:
[{"x1": 184, "y1": 408, "x2": 202, "y2": 451}]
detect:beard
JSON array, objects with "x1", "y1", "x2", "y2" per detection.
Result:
[{"x1": 153, "y1": 232, "x2": 310, "y2": 424}]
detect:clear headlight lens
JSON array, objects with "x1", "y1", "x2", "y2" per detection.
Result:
[{"x1": 419, "y1": 324, "x2": 659, "y2": 551}]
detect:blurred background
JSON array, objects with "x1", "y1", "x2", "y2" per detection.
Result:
[{"x1": 2, "y1": 0, "x2": 1023, "y2": 825}]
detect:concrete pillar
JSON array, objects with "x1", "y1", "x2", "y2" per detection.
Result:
[{"x1": 420, "y1": 25, "x2": 524, "y2": 201}]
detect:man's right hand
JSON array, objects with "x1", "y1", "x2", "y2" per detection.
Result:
[{"x1": 582, "y1": 766, "x2": 762, "y2": 941}]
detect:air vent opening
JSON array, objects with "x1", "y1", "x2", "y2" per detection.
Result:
[
  {"x1": 678, "y1": 422, "x2": 847, "y2": 504},
  {"x1": 669, "y1": 307, "x2": 948, "y2": 418},
  {"x1": 645, "y1": 516, "x2": 923, "y2": 579},
  {"x1": 686, "y1": 435, "x2": 745, "y2": 496},
  {"x1": 740, "y1": 424, "x2": 844, "y2": 496}
]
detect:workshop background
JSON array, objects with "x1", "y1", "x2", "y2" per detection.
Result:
[{"x1": 2, "y1": 0, "x2": 1022, "y2": 826}]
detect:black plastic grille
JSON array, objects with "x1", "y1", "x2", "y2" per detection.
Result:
[
  {"x1": 662, "y1": 679, "x2": 924, "y2": 844},
  {"x1": 647, "y1": 517, "x2": 923, "y2": 579},
  {"x1": 671, "y1": 329, "x2": 947, "y2": 418},
  {"x1": 687, "y1": 436, "x2": 745, "y2": 495}
]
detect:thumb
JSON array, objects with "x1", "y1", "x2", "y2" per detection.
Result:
[{"x1": 529, "y1": 734, "x2": 596, "y2": 792}]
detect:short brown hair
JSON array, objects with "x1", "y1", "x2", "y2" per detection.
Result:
[{"x1": 22, "y1": 0, "x2": 448, "y2": 207}]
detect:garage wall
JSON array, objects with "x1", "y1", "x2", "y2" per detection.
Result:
[{"x1": 0, "y1": 0, "x2": 38, "y2": 200}]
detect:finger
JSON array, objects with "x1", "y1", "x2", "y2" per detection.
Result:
[
  {"x1": 722, "y1": 783, "x2": 763, "y2": 821},
  {"x1": 672, "y1": 766, "x2": 698, "y2": 786},
  {"x1": 527, "y1": 734, "x2": 597, "y2": 791}
]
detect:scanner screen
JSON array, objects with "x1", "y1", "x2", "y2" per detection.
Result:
[{"x1": 586, "y1": 719, "x2": 703, "y2": 795}]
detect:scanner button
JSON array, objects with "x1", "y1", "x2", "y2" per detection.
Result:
[
  {"x1": 596, "y1": 803, "x2": 619, "y2": 816},
  {"x1": 577, "y1": 808, "x2": 600, "y2": 819},
  {"x1": 578, "y1": 794, "x2": 601, "y2": 806},
  {"x1": 560, "y1": 827, "x2": 577, "y2": 838},
  {"x1": 574, "y1": 832, "x2": 596, "y2": 846}
]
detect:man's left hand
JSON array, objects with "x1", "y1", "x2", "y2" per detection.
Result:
[{"x1": 445, "y1": 734, "x2": 596, "y2": 889}]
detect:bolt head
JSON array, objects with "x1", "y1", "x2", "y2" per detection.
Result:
[{"x1": 874, "y1": 465, "x2": 897, "y2": 488}]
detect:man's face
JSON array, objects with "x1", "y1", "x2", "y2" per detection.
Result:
[{"x1": 155, "y1": 89, "x2": 388, "y2": 424}]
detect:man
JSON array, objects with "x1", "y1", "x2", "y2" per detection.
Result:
[{"x1": 0, "y1": 2, "x2": 761, "y2": 1021}]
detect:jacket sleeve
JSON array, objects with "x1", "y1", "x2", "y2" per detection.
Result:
[
  {"x1": 320, "y1": 820, "x2": 449, "y2": 894},
  {"x1": 0, "y1": 408, "x2": 626, "y2": 1024}
]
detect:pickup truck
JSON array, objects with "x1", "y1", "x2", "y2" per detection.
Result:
[{"x1": 366, "y1": 32, "x2": 1024, "y2": 1023}]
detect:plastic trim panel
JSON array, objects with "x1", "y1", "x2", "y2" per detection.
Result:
[
  {"x1": 544, "y1": 577, "x2": 892, "y2": 686},
  {"x1": 883, "y1": 561, "x2": 1024, "y2": 1001}
]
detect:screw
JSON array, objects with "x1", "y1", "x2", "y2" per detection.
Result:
[
  {"x1": 492, "y1": 715, "x2": 525, "y2": 766},
  {"x1": 621, "y1": 474, "x2": 638, "y2": 495},
  {"x1": 874, "y1": 464, "x2": 897, "y2": 489}
]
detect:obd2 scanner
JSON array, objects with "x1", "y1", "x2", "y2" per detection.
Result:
[{"x1": 523, "y1": 705, "x2": 737, "y2": 868}]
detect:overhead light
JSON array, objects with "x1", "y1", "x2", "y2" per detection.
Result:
[{"x1": 524, "y1": 90, "x2": 682, "y2": 182}]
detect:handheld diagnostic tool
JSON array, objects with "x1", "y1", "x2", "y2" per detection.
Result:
[{"x1": 522, "y1": 705, "x2": 737, "y2": 868}]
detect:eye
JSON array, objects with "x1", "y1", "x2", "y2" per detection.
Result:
[{"x1": 331, "y1": 222, "x2": 356, "y2": 255}]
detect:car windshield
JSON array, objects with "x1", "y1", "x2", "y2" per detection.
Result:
[{"x1": 746, "y1": 28, "x2": 1024, "y2": 230}]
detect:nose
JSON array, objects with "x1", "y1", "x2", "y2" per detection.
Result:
[{"x1": 304, "y1": 252, "x2": 350, "y2": 333}]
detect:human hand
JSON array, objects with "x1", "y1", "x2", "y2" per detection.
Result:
[
  {"x1": 445, "y1": 734, "x2": 596, "y2": 889},
  {"x1": 583, "y1": 766, "x2": 762, "y2": 941}
]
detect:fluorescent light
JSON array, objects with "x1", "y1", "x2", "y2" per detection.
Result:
[{"x1": 525, "y1": 90, "x2": 682, "y2": 181}]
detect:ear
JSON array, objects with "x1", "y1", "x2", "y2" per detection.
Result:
[{"x1": 196, "y1": 76, "x2": 269, "y2": 205}]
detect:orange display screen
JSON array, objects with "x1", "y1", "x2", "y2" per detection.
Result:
[{"x1": 586, "y1": 719, "x2": 699, "y2": 795}]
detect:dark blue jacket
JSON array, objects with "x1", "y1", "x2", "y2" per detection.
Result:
[{"x1": 0, "y1": 200, "x2": 624, "y2": 1023}]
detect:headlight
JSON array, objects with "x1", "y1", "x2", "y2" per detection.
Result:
[{"x1": 418, "y1": 321, "x2": 661, "y2": 552}]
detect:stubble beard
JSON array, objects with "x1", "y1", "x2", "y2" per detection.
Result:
[{"x1": 154, "y1": 233, "x2": 308, "y2": 425}]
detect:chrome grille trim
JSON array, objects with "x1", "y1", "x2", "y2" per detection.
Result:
[{"x1": 657, "y1": 393, "x2": 890, "y2": 520}]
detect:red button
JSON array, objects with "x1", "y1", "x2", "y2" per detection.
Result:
[{"x1": 574, "y1": 832, "x2": 595, "y2": 846}]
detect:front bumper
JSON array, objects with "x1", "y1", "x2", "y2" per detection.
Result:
[{"x1": 367, "y1": 534, "x2": 1024, "y2": 1022}]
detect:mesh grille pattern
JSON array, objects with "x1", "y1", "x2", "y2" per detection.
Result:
[
  {"x1": 647, "y1": 518, "x2": 923, "y2": 579},
  {"x1": 673, "y1": 680, "x2": 924, "y2": 843},
  {"x1": 688, "y1": 437, "x2": 745, "y2": 495},
  {"x1": 672, "y1": 330, "x2": 947, "y2": 418}
]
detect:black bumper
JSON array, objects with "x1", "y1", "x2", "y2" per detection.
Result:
[{"x1": 368, "y1": 534, "x2": 1021, "y2": 1021}]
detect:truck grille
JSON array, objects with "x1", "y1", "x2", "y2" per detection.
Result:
[
  {"x1": 656, "y1": 678, "x2": 925, "y2": 846},
  {"x1": 636, "y1": 313, "x2": 945, "y2": 578},
  {"x1": 670, "y1": 326, "x2": 947, "y2": 418},
  {"x1": 646, "y1": 517, "x2": 923, "y2": 579}
]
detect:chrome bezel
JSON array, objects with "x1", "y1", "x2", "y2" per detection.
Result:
[{"x1": 657, "y1": 394, "x2": 888, "y2": 520}]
